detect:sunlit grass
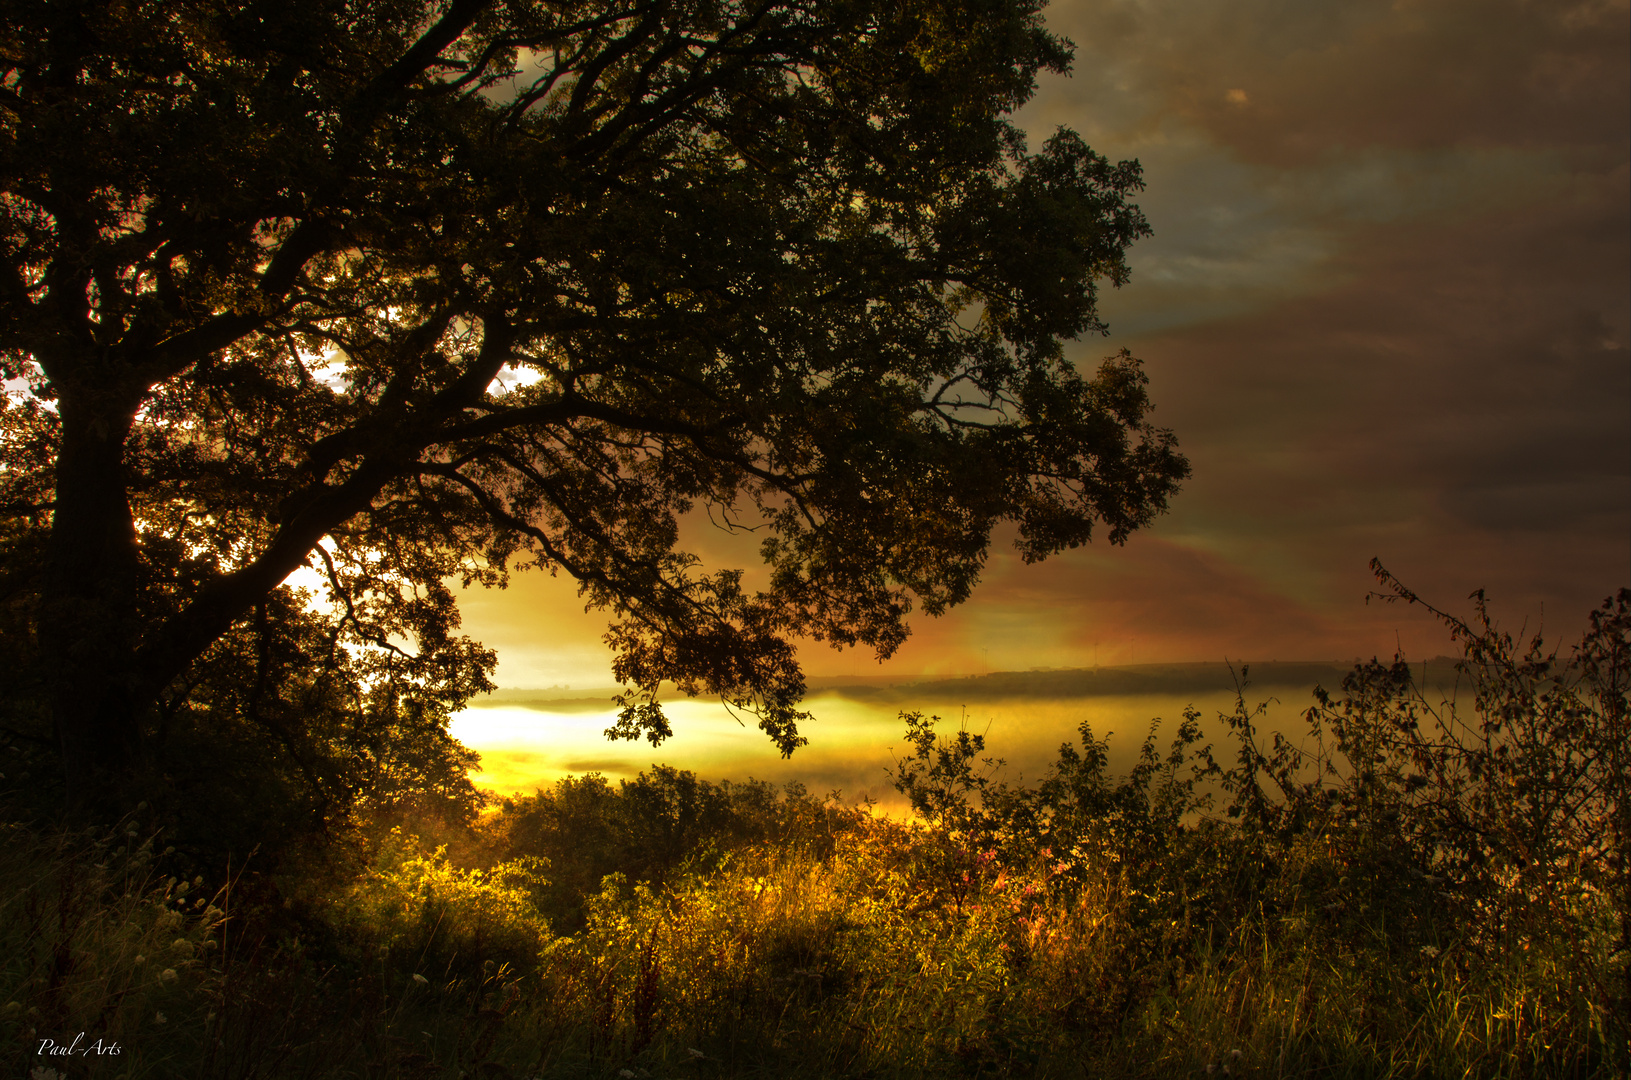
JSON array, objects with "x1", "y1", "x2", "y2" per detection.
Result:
[
  {"x1": 6, "y1": 588, "x2": 1626, "y2": 1078},
  {"x1": 7, "y1": 775, "x2": 1619, "y2": 1078}
]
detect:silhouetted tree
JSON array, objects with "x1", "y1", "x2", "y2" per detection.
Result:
[{"x1": 0, "y1": 0, "x2": 1188, "y2": 814}]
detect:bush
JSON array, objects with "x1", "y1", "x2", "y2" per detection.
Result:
[
  {"x1": 483, "y1": 766, "x2": 863, "y2": 929},
  {"x1": 5, "y1": 567, "x2": 1622, "y2": 1078},
  {"x1": 884, "y1": 567, "x2": 1629, "y2": 1076},
  {"x1": 328, "y1": 828, "x2": 551, "y2": 983}
]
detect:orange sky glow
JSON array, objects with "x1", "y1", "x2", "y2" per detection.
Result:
[
  {"x1": 454, "y1": 0, "x2": 1628, "y2": 689},
  {"x1": 445, "y1": 0, "x2": 1627, "y2": 793}
]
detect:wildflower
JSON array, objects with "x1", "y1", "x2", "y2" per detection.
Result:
[
  {"x1": 132, "y1": 955, "x2": 146, "y2": 965},
  {"x1": 159, "y1": 968, "x2": 178, "y2": 983},
  {"x1": 155, "y1": 1011, "x2": 168, "y2": 1024},
  {"x1": 173, "y1": 937, "x2": 192, "y2": 952},
  {"x1": 31, "y1": 1068, "x2": 63, "y2": 1080},
  {"x1": 620, "y1": 1072, "x2": 637, "y2": 1079},
  {"x1": 412, "y1": 974, "x2": 429, "y2": 985},
  {"x1": 1419, "y1": 945, "x2": 1440, "y2": 959},
  {"x1": 688, "y1": 1047, "x2": 706, "y2": 1059}
]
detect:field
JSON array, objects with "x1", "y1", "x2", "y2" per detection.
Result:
[
  {"x1": 449, "y1": 663, "x2": 1369, "y2": 810},
  {"x1": 3, "y1": 592, "x2": 1626, "y2": 1079}
]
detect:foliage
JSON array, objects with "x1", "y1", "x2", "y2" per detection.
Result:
[
  {"x1": 167, "y1": 599, "x2": 490, "y2": 843},
  {"x1": 483, "y1": 766, "x2": 862, "y2": 929},
  {"x1": 0, "y1": 542, "x2": 493, "y2": 864},
  {"x1": 2, "y1": 575, "x2": 1623, "y2": 1077},
  {"x1": 879, "y1": 570, "x2": 1629, "y2": 1074},
  {"x1": 1320, "y1": 564, "x2": 1630, "y2": 964},
  {"x1": 890, "y1": 709, "x2": 1007, "y2": 837},
  {"x1": 1185, "y1": 564, "x2": 1630, "y2": 996},
  {"x1": 327, "y1": 827, "x2": 551, "y2": 981},
  {"x1": 0, "y1": 818, "x2": 229, "y2": 1078},
  {"x1": 0, "y1": 0, "x2": 1187, "y2": 814}
]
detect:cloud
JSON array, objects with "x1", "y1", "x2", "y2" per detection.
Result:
[
  {"x1": 1017, "y1": 0, "x2": 1627, "y2": 344},
  {"x1": 1112, "y1": 167, "x2": 1629, "y2": 634},
  {"x1": 456, "y1": 177, "x2": 1628, "y2": 682},
  {"x1": 454, "y1": 568, "x2": 622, "y2": 688},
  {"x1": 1036, "y1": 0, "x2": 1629, "y2": 164},
  {"x1": 451, "y1": 0, "x2": 1627, "y2": 692}
]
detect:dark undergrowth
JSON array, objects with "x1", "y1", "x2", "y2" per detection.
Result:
[{"x1": 4, "y1": 574, "x2": 1627, "y2": 1079}]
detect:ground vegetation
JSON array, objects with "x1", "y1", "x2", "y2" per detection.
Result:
[{"x1": 3, "y1": 572, "x2": 1624, "y2": 1078}]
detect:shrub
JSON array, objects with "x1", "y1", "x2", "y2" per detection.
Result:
[
  {"x1": 329, "y1": 828, "x2": 551, "y2": 983},
  {"x1": 484, "y1": 767, "x2": 863, "y2": 929},
  {"x1": 884, "y1": 565, "x2": 1628, "y2": 1076},
  {"x1": 6, "y1": 567, "x2": 1621, "y2": 1078}
]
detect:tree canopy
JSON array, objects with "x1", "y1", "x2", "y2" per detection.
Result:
[{"x1": 0, "y1": 0, "x2": 1188, "y2": 820}]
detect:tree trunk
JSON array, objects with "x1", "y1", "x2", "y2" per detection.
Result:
[{"x1": 41, "y1": 393, "x2": 145, "y2": 814}]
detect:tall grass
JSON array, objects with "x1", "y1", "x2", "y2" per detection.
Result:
[
  {"x1": 0, "y1": 819, "x2": 228, "y2": 1077},
  {"x1": 4, "y1": 575, "x2": 1625, "y2": 1078}
]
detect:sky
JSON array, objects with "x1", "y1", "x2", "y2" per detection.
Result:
[{"x1": 458, "y1": 0, "x2": 1630, "y2": 694}]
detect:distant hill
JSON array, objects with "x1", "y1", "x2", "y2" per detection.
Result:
[
  {"x1": 469, "y1": 658, "x2": 1465, "y2": 711},
  {"x1": 818, "y1": 661, "x2": 1356, "y2": 703}
]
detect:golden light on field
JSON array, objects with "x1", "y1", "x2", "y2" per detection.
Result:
[{"x1": 451, "y1": 687, "x2": 1284, "y2": 812}]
